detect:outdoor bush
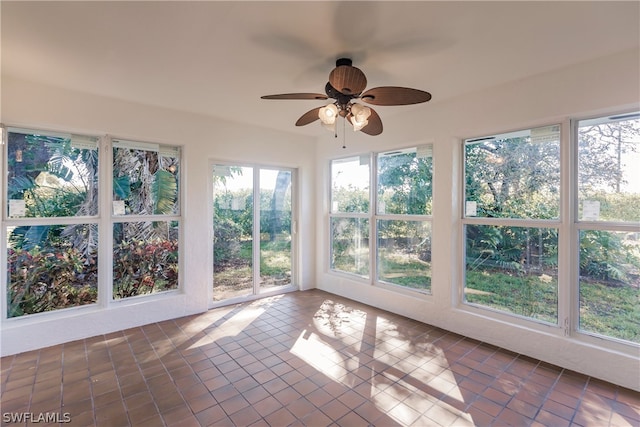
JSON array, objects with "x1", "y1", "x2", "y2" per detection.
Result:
[
  {"x1": 7, "y1": 247, "x2": 97, "y2": 317},
  {"x1": 579, "y1": 230, "x2": 639, "y2": 284},
  {"x1": 113, "y1": 238, "x2": 179, "y2": 299},
  {"x1": 213, "y1": 215, "x2": 243, "y2": 263}
]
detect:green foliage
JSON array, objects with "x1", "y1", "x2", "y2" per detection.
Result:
[
  {"x1": 213, "y1": 214, "x2": 243, "y2": 263},
  {"x1": 332, "y1": 186, "x2": 369, "y2": 213},
  {"x1": 112, "y1": 147, "x2": 180, "y2": 215},
  {"x1": 113, "y1": 238, "x2": 179, "y2": 299},
  {"x1": 213, "y1": 188, "x2": 253, "y2": 264},
  {"x1": 378, "y1": 250, "x2": 431, "y2": 291},
  {"x1": 7, "y1": 134, "x2": 97, "y2": 218},
  {"x1": 579, "y1": 230, "x2": 640, "y2": 283},
  {"x1": 377, "y1": 152, "x2": 433, "y2": 215},
  {"x1": 153, "y1": 169, "x2": 178, "y2": 214},
  {"x1": 580, "y1": 192, "x2": 640, "y2": 223},
  {"x1": 260, "y1": 239, "x2": 291, "y2": 285},
  {"x1": 331, "y1": 217, "x2": 370, "y2": 276},
  {"x1": 465, "y1": 136, "x2": 560, "y2": 219},
  {"x1": 466, "y1": 225, "x2": 558, "y2": 274},
  {"x1": 7, "y1": 247, "x2": 97, "y2": 318},
  {"x1": 465, "y1": 269, "x2": 558, "y2": 323},
  {"x1": 580, "y1": 280, "x2": 640, "y2": 342},
  {"x1": 113, "y1": 174, "x2": 131, "y2": 200}
]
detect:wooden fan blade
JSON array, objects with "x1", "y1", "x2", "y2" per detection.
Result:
[
  {"x1": 361, "y1": 108, "x2": 383, "y2": 135},
  {"x1": 295, "y1": 107, "x2": 321, "y2": 126},
  {"x1": 360, "y1": 86, "x2": 432, "y2": 106},
  {"x1": 261, "y1": 93, "x2": 328, "y2": 100}
]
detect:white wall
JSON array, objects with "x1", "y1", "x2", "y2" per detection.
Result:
[
  {"x1": 0, "y1": 77, "x2": 317, "y2": 356},
  {"x1": 315, "y1": 48, "x2": 640, "y2": 391}
]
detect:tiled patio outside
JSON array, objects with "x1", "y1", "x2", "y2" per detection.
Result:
[{"x1": 1, "y1": 289, "x2": 638, "y2": 426}]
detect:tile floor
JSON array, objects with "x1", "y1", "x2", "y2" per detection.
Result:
[{"x1": 1, "y1": 290, "x2": 638, "y2": 427}]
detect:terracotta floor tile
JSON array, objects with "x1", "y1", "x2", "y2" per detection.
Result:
[
  {"x1": 507, "y1": 397, "x2": 540, "y2": 419},
  {"x1": 535, "y1": 409, "x2": 572, "y2": 427},
  {"x1": 128, "y1": 401, "x2": 160, "y2": 425},
  {"x1": 470, "y1": 395, "x2": 504, "y2": 418},
  {"x1": 301, "y1": 408, "x2": 334, "y2": 426},
  {"x1": 273, "y1": 386, "x2": 302, "y2": 406},
  {"x1": 161, "y1": 403, "x2": 196, "y2": 425},
  {"x1": 263, "y1": 407, "x2": 297, "y2": 426},
  {"x1": 320, "y1": 398, "x2": 351, "y2": 420},
  {"x1": 0, "y1": 290, "x2": 635, "y2": 427},
  {"x1": 541, "y1": 398, "x2": 576, "y2": 421},
  {"x1": 242, "y1": 385, "x2": 271, "y2": 405},
  {"x1": 252, "y1": 395, "x2": 282, "y2": 417},
  {"x1": 481, "y1": 385, "x2": 512, "y2": 406},
  {"x1": 425, "y1": 402, "x2": 462, "y2": 426},
  {"x1": 228, "y1": 405, "x2": 262, "y2": 426},
  {"x1": 218, "y1": 393, "x2": 250, "y2": 416},
  {"x1": 194, "y1": 404, "x2": 227, "y2": 425}
]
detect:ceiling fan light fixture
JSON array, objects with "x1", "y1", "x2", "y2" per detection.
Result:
[
  {"x1": 350, "y1": 103, "x2": 371, "y2": 131},
  {"x1": 261, "y1": 58, "x2": 431, "y2": 138},
  {"x1": 319, "y1": 103, "x2": 338, "y2": 125},
  {"x1": 322, "y1": 120, "x2": 336, "y2": 133}
]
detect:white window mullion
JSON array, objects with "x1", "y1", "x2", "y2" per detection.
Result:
[
  {"x1": 100, "y1": 136, "x2": 113, "y2": 306},
  {"x1": 370, "y1": 153, "x2": 376, "y2": 285},
  {"x1": 559, "y1": 119, "x2": 575, "y2": 336},
  {"x1": 253, "y1": 167, "x2": 261, "y2": 294},
  {"x1": 290, "y1": 168, "x2": 298, "y2": 287},
  {"x1": 1, "y1": 127, "x2": 7, "y2": 320}
]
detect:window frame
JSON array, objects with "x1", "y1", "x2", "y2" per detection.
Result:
[
  {"x1": 459, "y1": 114, "x2": 640, "y2": 350},
  {"x1": 374, "y1": 147, "x2": 434, "y2": 295},
  {"x1": 328, "y1": 144, "x2": 435, "y2": 296},
  {"x1": 110, "y1": 138, "x2": 183, "y2": 302},
  {"x1": 209, "y1": 160, "x2": 298, "y2": 307},
  {"x1": 571, "y1": 111, "x2": 640, "y2": 345},
  {"x1": 2, "y1": 127, "x2": 102, "y2": 319},
  {"x1": 460, "y1": 124, "x2": 564, "y2": 328},
  {"x1": 1, "y1": 128, "x2": 185, "y2": 321},
  {"x1": 328, "y1": 154, "x2": 372, "y2": 280}
]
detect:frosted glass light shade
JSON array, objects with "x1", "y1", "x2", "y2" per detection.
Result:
[
  {"x1": 350, "y1": 103, "x2": 371, "y2": 131},
  {"x1": 319, "y1": 104, "x2": 339, "y2": 124}
]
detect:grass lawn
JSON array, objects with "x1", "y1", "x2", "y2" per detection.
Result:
[
  {"x1": 466, "y1": 268, "x2": 639, "y2": 343},
  {"x1": 579, "y1": 279, "x2": 640, "y2": 342},
  {"x1": 213, "y1": 239, "x2": 291, "y2": 301},
  {"x1": 378, "y1": 251, "x2": 431, "y2": 291}
]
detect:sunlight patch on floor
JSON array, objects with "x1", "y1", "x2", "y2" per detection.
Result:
[{"x1": 292, "y1": 303, "x2": 474, "y2": 426}]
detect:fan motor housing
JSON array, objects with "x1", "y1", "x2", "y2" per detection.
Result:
[{"x1": 329, "y1": 58, "x2": 367, "y2": 95}]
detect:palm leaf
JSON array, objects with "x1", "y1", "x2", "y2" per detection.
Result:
[
  {"x1": 113, "y1": 175, "x2": 131, "y2": 200},
  {"x1": 153, "y1": 169, "x2": 177, "y2": 214},
  {"x1": 22, "y1": 225, "x2": 50, "y2": 251}
]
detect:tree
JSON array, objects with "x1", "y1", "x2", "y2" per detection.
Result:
[
  {"x1": 377, "y1": 152, "x2": 433, "y2": 216},
  {"x1": 465, "y1": 136, "x2": 560, "y2": 219}
]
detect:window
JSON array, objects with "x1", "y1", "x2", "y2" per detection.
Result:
[
  {"x1": 112, "y1": 140, "x2": 181, "y2": 299},
  {"x1": 376, "y1": 147, "x2": 433, "y2": 292},
  {"x1": 330, "y1": 146, "x2": 433, "y2": 294},
  {"x1": 212, "y1": 164, "x2": 295, "y2": 302},
  {"x1": 576, "y1": 112, "x2": 640, "y2": 343},
  {"x1": 2, "y1": 129, "x2": 183, "y2": 318},
  {"x1": 330, "y1": 156, "x2": 370, "y2": 277},
  {"x1": 5, "y1": 128, "x2": 99, "y2": 317},
  {"x1": 463, "y1": 126, "x2": 561, "y2": 323}
]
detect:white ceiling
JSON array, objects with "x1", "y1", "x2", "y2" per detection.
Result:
[{"x1": 2, "y1": 1, "x2": 639, "y2": 136}]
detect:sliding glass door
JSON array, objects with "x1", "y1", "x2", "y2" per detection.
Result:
[{"x1": 212, "y1": 164, "x2": 294, "y2": 303}]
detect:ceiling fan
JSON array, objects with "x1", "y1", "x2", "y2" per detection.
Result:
[{"x1": 261, "y1": 58, "x2": 432, "y2": 136}]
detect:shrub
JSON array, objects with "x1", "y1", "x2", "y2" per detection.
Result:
[
  {"x1": 7, "y1": 247, "x2": 97, "y2": 317},
  {"x1": 113, "y1": 238, "x2": 179, "y2": 299}
]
